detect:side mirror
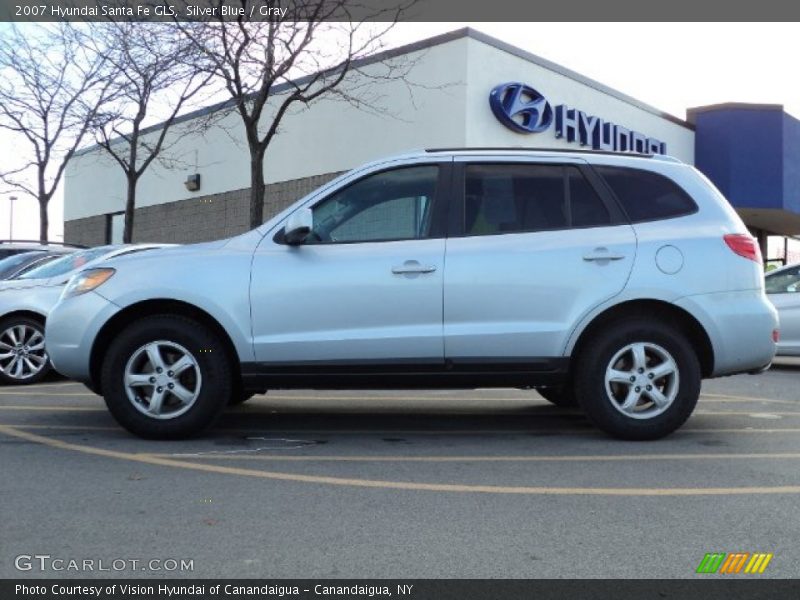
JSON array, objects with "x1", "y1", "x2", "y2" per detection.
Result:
[{"x1": 283, "y1": 208, "x2": 313, "y2": 246}]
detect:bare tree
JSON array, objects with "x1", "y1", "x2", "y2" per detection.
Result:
[
  {"x1": 0, "y1": 24, "x2": 113, "y2": 242},
  {"x1": 88, "y1": 23, "x2": 216, "y2": 243},
  {"x1": 180, "y1": 1, "x2": 413, "y2": 229}
]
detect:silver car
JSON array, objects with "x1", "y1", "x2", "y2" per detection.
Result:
[
  {"x1": 0, "y1": 244, "x2": 168, "y2": 384},
  {"x1": 46, "y1": 150, "x2": 778, "y2": 440},
  {"x1": 0, "y1": 249, "x2": 74, "y2": 280},
  {"x1": 765, "y1": 262, "x2": 800, "y2": 356}
]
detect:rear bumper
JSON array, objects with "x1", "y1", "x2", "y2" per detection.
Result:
[
  {"x1": 675, "y1": 289, "x2": 778, "y2": 377},
  {"x1": 45, "y1": 291, "x2": 120, "y2": 384}
]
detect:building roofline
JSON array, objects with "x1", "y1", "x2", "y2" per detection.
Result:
[
  {"x1": 686, "y1": 102, "x2": 786, "y2": 124},
  {"x1": 74, "y1": 26, "x2": 694, "y2": 158},
  {"x1": 74, "y1": 27, "x2": 475, "y2": 158}
]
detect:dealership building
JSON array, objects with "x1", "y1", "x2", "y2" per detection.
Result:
[{"x1": 64, "y1": 28, "x2": 800, "y2": 263}]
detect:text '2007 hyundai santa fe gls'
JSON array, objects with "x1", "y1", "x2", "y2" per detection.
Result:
[{"x1": 45, "y1": 149, "x2": 778, "y2": 441}]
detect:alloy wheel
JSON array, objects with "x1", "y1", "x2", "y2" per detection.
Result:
[
  {"x1": 0, "y1": 323, "x2": 48, "y2": 381},
  {"x1": 123, "y1": 340, "x2": 202, "y2": 420},
  {"x1": 604, "y1": 341, "x2": 680, "y2": 420}
]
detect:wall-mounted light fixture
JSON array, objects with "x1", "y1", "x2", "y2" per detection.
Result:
[{"x1": 184, "y1": 173, "x2": 201, "y2": 192}]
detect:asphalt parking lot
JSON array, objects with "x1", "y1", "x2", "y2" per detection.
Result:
[{"x1": 2, "y1": 360, "x2": 800, "y2": 579}]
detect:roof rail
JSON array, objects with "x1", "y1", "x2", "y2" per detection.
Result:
[
  {"x1": 650, "y1": 154, "x2": 683, "y2": 164},
  {"x1": 0, "y1": 239, "x2": 86, "y2": 248},
  {"x1": 424, "y1": 147, "x2": 656, "y2": 158}
]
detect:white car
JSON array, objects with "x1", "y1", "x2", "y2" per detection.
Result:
[
  {"x1": 765, "y1": 262, "x2": 800, "y2": 356},
  {"x1": 0, "y1": 244, "x2": 169, "y2": 385}
]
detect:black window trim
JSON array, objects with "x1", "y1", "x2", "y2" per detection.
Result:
[
  {"x1": 588, "y1": 164, "x2": 700, "y2": 224},
  {"x1": 447, "y1": 161, "x2": 627, "y2": 239},
  {"x1": 273, "y1": 162, "x2": 454, "y2": 246},
  {"x1": 105, "y1": 211, "x2": 124, "y2": 245}
]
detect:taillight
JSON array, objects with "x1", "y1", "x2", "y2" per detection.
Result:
[
  {"x1": 773, "y1": 329, "x2": 780, "y2": 343},
  {"x1": 723, "y1": 234, "x2": 762, "y2": 263}
]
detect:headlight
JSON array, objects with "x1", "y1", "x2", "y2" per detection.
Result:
[{"x1": 62, "y1": 268, "x2": 116, "y2": 299}]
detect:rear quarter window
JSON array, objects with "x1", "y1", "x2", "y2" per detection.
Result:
[{"x1": 595, "y1": 166, "x2": 697, "y2": 223}]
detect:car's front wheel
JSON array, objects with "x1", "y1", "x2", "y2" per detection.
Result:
[
  {"x1": 0, "y1": 316, "x2": 51, "y2": 385},
  {"x1": 101, "y1": 315, "x2": 232, "y2": 439},
  {"x1": 573, "y1": 318, "x2": 701, "y2": 440}
]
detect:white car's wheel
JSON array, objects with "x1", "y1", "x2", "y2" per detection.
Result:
[{"x1": 0, "y1": 316, "x2": 51, "y2": 385}]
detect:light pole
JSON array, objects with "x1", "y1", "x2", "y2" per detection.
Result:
[{"x1": 8, "y1": 195, "x2": 16, "y2": 240}]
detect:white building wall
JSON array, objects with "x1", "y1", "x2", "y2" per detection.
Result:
[
  {"x1": 64, "y1": 32, "x2": 696, "y2": 223},
  {"x1": 64, "y1": 38, "x2": 470, "y2": 221},
  {"x1": 462, "y1": 38, "x2": 695, "y2": 162}
]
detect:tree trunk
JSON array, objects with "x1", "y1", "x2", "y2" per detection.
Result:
[
  {"x1": 249, "y1": 149, "x2": 266, "y2": 229},
  {"x1": 38, "y1": 197, "x2": 48, "y2": 243},
  {"x1": 123, "y1": 174, "x2": 137, "y2": 243}
]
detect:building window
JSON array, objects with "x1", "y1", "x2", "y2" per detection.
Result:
[{"x1": 106, "y1": 212, "x2": 124, "y2": 244}]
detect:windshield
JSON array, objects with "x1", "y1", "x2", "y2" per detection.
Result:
[
  {"x1": 16, "y1": 247, "x2": 114, "y2": 280},
  {"x1": 0, "y1": 251, "x2": 46, "y2": 276}
]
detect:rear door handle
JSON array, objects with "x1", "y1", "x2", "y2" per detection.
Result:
[
  {"x1": 392, "y1": 260, "x2": 437, "y2": 274},
  {"x1": 583, "y1": 247, "x2": 625, "y2": 262}
]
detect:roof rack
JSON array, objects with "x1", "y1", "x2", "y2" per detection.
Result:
[
  {"x1": 424, "y1": 147, "x2": 655, "y2": 158},
  {"x1": 0, "y1": 239, "x2": 87, "y2": 249}
]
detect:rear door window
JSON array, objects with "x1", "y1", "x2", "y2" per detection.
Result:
[{"x1": 462, "y1": 164, "x2": 610, "y2": 236}]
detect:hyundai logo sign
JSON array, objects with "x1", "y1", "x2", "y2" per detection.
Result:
[
  {"x1": 489, "y1": 82, "x2": 554, "y2": 133},
  {"x1": 489, "y1": 82, "x2": 667, "y2": 155}
]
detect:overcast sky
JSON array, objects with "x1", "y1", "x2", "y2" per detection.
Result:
[{"x1": 2, "y1": 22, "x2": 800, "y2": 241}]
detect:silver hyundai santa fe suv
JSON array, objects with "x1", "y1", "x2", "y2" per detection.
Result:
[{"x1": 46, "y1": 149, "x2": 778, "y2": 440}]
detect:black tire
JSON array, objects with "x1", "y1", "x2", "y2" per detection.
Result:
[
  {"x1": 100, "y1": 315, "x2": 232, "y2": 439},
  {"x1": 573, "y1": 318, "x2": 701, "y2": 441},
  {"x1": 0, "y1": 316, "x2": 51, "y2": 385},
  {"x1": 536, "y1": 384, "x2": 578, "y2": 407}
]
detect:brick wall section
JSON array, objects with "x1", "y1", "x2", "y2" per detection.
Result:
[
  {"x1": 64, "y1": 171, "x2": 342, "y2": 245},
  {"x1": 63, "y1": 215, "x2": 107, "y2": 247}
]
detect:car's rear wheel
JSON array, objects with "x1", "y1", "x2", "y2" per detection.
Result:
[
  {"x1": 101, "y1": 315, "x2": 232, "y2": 439},
  {"x1": 0, "y1": 316, "x2": 51, "y2": 385},
  {"x1": 536, "y1": 384, "x2": 578, "y2": 407},
  {"x1": 574, "y1": 318, "x2": 701, "y2": 440}
]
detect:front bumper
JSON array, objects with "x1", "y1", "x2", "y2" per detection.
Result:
[{"x1": 45, "y1": 291, "x2": 120, "y2": 383}]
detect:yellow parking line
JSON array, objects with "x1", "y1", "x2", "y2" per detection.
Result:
[
  {"x1": 2, "y1": 403, "x2": 800, "y2": 421},
  {"x1": 0, "y1": 405, "x2": 104, "y2": 412},
  {"x1": 695, "y1": 410, "x2": 800, "y2": 416},
  {"x1": 6, "y1": 422, "x2": 800, "y2": 437},
  {"x1": 16, "y1": 381, "x2": 88, "y2": 389},
  {"x1": 5, "y1": 424, "x2": 120, "y2": 431},
  {"x1": 0, "y1": 391, "x2": 96, "y2": 397},
  {"x1": 701, "y1": 397, "x2": 798, "y2": 405},
  {"x1": 1, "y1": 390, "x2": 794, "y2": 404},
  {"x1": 154, "y1": 451, "x2": 800, "y2": 463},
  {"x1": 701, "y1": 393, "x2": 798, "y2": 405},
  {"x1": 3, "y1": 422, "x2": 800, "y2": 496}
]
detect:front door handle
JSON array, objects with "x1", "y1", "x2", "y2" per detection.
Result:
[
  {"x1": 392, "y1": 260, "x2": 437, "y2": 275},
  {"x1": 583, "y1": 247, "x2": 625, "y2": 262}
]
